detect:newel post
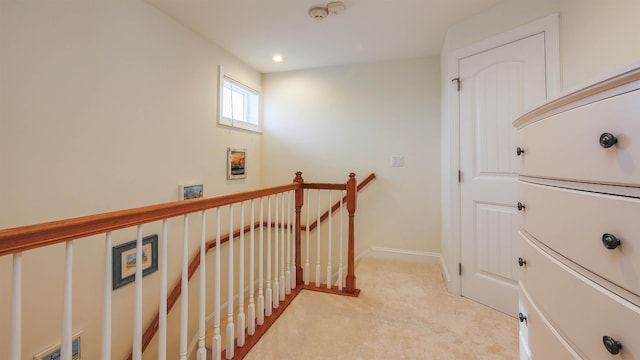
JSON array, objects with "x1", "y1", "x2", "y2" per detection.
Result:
[
  {"x1": 345, "y1": 172, "x2": 358, "y2": 294},
  {"x1": 293, "y1": 171, "x2": 304, "y2": 285}
]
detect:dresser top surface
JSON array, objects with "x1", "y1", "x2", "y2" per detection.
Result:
[{"x1": 514, "y1": 62, "x2": 640, "y2": 129}]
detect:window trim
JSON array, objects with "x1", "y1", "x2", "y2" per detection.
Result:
[{"x1": 218, "y1": 66, "x2": 261, "y2": 133}]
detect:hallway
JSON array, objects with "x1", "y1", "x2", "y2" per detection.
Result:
[{"x1": 245, "y1": 257, "x2": 518, "y2": 359}]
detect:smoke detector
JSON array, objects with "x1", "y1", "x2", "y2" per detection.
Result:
[
  {"x1": 327, "y1": 2, "x2": 346, "y2": 15},
  {"x1": 309, "y1": 2, "x2": 345, "y2": 21},
  {"x1": 309, "y1": 7, "x2": 329, "y2": 21}
]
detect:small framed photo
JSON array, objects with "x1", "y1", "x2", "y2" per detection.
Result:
[
  {"x1": 34, "y1": 332, "x2": 81, "y2": 360},
  {"x1": 179, "y1": 184, "x2": 204, "y2": 200},
  {"x1": 112, "y1": 234, "x2": 158, "y2": 290},
  {"x1": 228, "y1": 147, "x2": 247, "y2": 179}
]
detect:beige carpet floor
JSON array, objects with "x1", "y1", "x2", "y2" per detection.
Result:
[{"x1": 244, "y1": 257, "x2": 518, "y2": 360}]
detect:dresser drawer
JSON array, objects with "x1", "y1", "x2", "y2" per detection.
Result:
[
  {"x1": 520, "y1": 232, "x2": 640, "y2": 359},
  {"x1": 516, "y1": 89, "x2": 640, "y2": 186},
  {"x1": 519, "y1": 284, "x2": 580, "y2": 359},
  {"x1": 519, "y1": 180, "x2": 640, "y2": 298}
]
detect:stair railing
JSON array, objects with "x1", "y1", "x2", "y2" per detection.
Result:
[{"x1": 0, "y1": 172, "x2": 374, "y2": 360}]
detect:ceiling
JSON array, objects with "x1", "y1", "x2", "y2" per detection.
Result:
[{"x1": 146, "y1": 0, "x2": 507, "y2": 73}]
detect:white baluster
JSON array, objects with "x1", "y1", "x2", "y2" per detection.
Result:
[
  {"x1": 133, "y1": 226, "x2": 144, "y2": 360},
  {"x1": 248, "y1": 199, "x2": 256, "y2": 335},
  {"x1": 257, "y1": 197, "x2": 265, "y2": 324},
  {"x1": 226, "y1": 204, "x2": 235, "y2": 359},
  {"x1": 61, "y1": 240, "x2": 73, "y2": 360},
  {"x1": 315, "y1": 190, "x2": 321, "y2": 287},
  {"x1": 326, "y1": 190, "x2": 333, "y2": 289},
  {"x1": 289, "y1": 190, "x2": 296, "y2": 290},
  {"x1": 237, "y1": 202, "x2": 246, "y2": 347},
  {"x1": 265, "y1": 196, "x2": 272, "y2": 316},
  {"x1": 197, "y1": 212, "x2": 207, "y2": 360},
  {"x1": 101, "y1": 233, "x2": 112, "y2": 360},
  {"x1": 285, "y1": 191, "x2": 291, "y2": 294},
  {"x1": 279, "y1": 193, "x2": 286, "y2": 301},
  {"x1": 10, "y1": 252, "x2": 22, "y2": 360},
  {"x1": 179, "y1": 218, "x2": 188, "y2": 360},
  {"x1": 212, "y1": 208, "x2": 222, "y2": 360},
  {"x1": 158, "y1": 220, "x2": 168, "y2": 360},
  {"x1": 338, "y1": 193, "x2": 344, "y2": 291},
  {"x1": 304, "y1": 189, "x2": 310, "y2": 285},
  {"x1": 273, "y1": 194, "x2": 280, "y2": 309}
]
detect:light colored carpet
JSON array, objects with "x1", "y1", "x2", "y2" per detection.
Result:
[{"x1": 244, "y1": 257, "x2": 518, "y2": 360}]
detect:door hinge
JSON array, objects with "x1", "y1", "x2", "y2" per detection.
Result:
[
  {"x1": 458, "y1": 262, "x2": 462, "y2": 276},
  {"x1": 451, "y1": 77, "x2": 461, "y2": 91},
  {"x1": 458, "y1": 170, "x2": 462, "y2": 183}
]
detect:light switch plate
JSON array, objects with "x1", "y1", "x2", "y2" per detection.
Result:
[{"x1": 391, "y1": 155, "x2": 404, "y2": 167}]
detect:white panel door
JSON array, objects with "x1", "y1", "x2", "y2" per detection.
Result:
[{"x1": 459, "y1": 33, "x2": 547, "y2": 316}]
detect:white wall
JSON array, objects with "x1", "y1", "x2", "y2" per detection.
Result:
[
  {"x1": 262, "y1": 57, "x2": 442, "y2": 258},
  {"x1": 442, "y1": 0, "x2": 640, "y2": 90},
  {"x1": 440, "y1": 0, "x2": 640, "y2": 291},
  {"x1": 0, "y1": 1, "x2": 262, "y2": 358}
]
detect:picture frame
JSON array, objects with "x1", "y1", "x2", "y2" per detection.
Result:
[
  {"x1": 33, "y1": 332, "x2": 81, "y2": 360},
  {"x1": 227, "y1": 147, "x2": 247, "y2": 179},
  {"x1": 179, "y1": 183, "x2": 204, "y2": 200},
  {"x1": 112, "y1": 234, "x2": 158, "y2": 290}
]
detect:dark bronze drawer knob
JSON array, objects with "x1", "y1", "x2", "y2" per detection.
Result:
[
  {"x1": 516, "y1": 147, "x2": 525, "y2": 156},
  {"x1": 602, "y1": 233, "x2": 621, "y2": 250},
  {"x1": 518, "y1": 257, "x2": 527, "y2": 267},
  {"x1": 518, "y1": 312, "x2": 528, "y2": 325},
  {"x1": 599, "y1": 133, "x2": 618, "y2": 148},
  {"x1": 517, "y1": 202, "x2": 526, "y2": 211},
  {"x1": 602, "y1": 335, "x2": 622, "y2": 355}
]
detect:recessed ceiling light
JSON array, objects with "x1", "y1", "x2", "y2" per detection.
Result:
[{"x1": 272, "y1": 54, "x2": 286, "y2": 63}]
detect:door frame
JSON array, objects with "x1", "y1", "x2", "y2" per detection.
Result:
[{"x1": 441, "y1": 13, "x2": 560, "y2": 295}]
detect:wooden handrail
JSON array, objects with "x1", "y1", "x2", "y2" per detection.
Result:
[
  {"x1": 301, "y1": 183, "x2": 346, "y2": 190},
  {"x1": 0, "y1": 184, "x2": 298, "y2": 257},
  {"x1": 303, "y1": 172, "x2": 376, "y2": 232}
]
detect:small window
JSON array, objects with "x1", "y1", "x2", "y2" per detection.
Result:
[{"x1": 219, "y1": 67, "x2": 260, "y2": 132}]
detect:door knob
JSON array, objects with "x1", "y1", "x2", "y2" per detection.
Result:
[
  {"x1": 516, "y1": 147, "x2": 525, "y2": 156},
  {"x1": 517, "y1": 202, "x2": 526, "y2": 211}
]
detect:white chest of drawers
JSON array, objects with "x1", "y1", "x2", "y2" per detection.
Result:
[{"x1": 514, "y1": 64, "x2": 640, "y2": 359}]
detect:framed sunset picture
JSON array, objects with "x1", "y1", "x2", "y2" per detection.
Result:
[{"x1": 227, "y1": 147, "x2": 247, "y2": 179}]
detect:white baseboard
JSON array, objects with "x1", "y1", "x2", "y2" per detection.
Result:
[
  {"x1": 359, "y1": 246, "x2": 442, "y2": 264},
  {"x1": 439, "y1": 258, "x2": 460, "y2": 295},
  {"x1": 439, "y1": 257, "x2": 453, "y2": 290}
]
